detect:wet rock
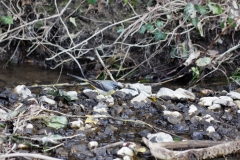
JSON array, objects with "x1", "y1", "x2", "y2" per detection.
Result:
[
  {"x1": 55, "y1": 147, "x2": 68, "y2": 159},
  {"x1": 191, "y1": 131, "x2": 205, "y2": 140},
  {"x1": 138, "y1": 129, "x2": 151, "y2": 137},
  {"x1": 205, "y1": 126, "x2": 221, "y2": 140},
  {"x1": 163, "y1": 110, "x2": 183, "y2": 124},
  {"x1": 221, "y1": 111, "x2": 233, "y2": 121},
  {"x1": 164, "y1": 101, "x2": 181, "y2": 111},
  {"x1": 104, "y1": 125, "x2": 118, "y2": 135},
  {"x1": 8, "y1": 93, "x2": 19, "y2": 103},
  {"x1": 70, "y1": 144, "x2": 94, "y2": 159},
  {"x1": 227, "y1": 91, "x2": 240, "y2": 100},
  {"x1": 173, "y1": 123, "x2": 190, "y2": 134},
  {"x1": 147, "y1": 132, "x2": 173, "y2": 142}
]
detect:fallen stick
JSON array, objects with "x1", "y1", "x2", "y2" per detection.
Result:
[{"x1": 143, "y1": 137, "x2": 240, "y2": 160}]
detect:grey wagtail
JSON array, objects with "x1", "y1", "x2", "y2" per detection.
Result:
[{"x1": 67, "y1": 73, "x2": 124, "y2": 96}]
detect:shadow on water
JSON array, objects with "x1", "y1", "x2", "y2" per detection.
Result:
[{"x1": 0, "y1": 62, "x2": 73, "y2": 88}]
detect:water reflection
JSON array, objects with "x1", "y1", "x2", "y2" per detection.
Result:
[{"x1": 0, "y1": 62, "x2": 72, "y2": 88}]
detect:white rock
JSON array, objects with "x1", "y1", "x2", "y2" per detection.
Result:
[
  {"x1": 14, "y1": 85, "x2": 32, "y2": 99},
  {"x1": 26, "y1": 123, "x2": 33, "y2": 129},
  {"x1": 188, "y1": 104, "x2": 198, "y2": 115},
  {"x1": 203, "y1": 114, "x2": 214, "y2": 123},
  {"x1": 208, "y1": 104, "x2": 221, "y2": 110},
  {"x1": 199, "y1": 97, "x2": 219, "y2": 106},
  {"x1": 163, "y1": 111, "x2": 183, "y2": 124},
  {"x1": 39, "y1": 96, "x2": 56, "y2": 105},
  {"x1": 123, "y1": 142, "x2": 136, "y2": 149},
  {"x1": 219, "y1": 96, "x2": 233, "y2": 102},
  {"x1": 123, "y1": 156, "x2": 132, "y2": 160},
  {"x1": 227, "y1": 91, "x2": 240, "y2": 100},
  {"x1": 88, "y1": 141, "x2": 98, "y2": 150},
  {"x1": 206, "y1": 126, "x2": 215, "y2": 133},
  {"x1": 93, "y1": 103, "x2": 108, "y2": 114},
  {"x1": 64, "y1": 91, "x2": 78, "y2": 100},
  {"x1": 234, "y1": 100, "x2": 240, "y2": 109},
  {"x1": 156, "y1": 88, "x2": 176, "y2": 99},
  {"x1": 131, "y1": 91, "x2": 150, "y2": 103},
  {"x1": 213, "y1": 98, "x2": 228, "y2": 106},
  {"x1": 70, "y1": 119, "x2": 84, "y2": 129},
  {"x1": 126, "y1": 83, "x2": 152, "y2": 94},
  {"x1": 175, "y1": 88, "x2": 196, "y2": 100},
  {"x1": 96, "y1": 95, "x2": 114, "y2": 106},
  {"x1": 120, "y1": 88, "x2": 139, "y2": 96},
  {"x1": 117, "y1": 147, "x2": 134, "y2": 157},
  {"x1": 147, "y1": 132, "x2": 173, "y2": 142}
]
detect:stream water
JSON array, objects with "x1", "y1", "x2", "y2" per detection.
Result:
[
  {"x1": 0, "y1": 62, "x2": 73, "y2": 88},
  {"x1": 0, "y1": 62, "x2": 234, "y2": 92}
]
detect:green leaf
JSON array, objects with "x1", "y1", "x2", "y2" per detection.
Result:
[
  {"x1": 199, "y1": 6, "x2": 207, "y2": 15},
  {"x1": 156, "y1": 20, "x2": 164, "y2": 28},
  {"x1": 87, "y1": 0, "x2": 97, "y2": 4},
  {"x1": 191, "y1": 18, "x2": 199, "y2": 27},
  {"x1": 145, "y1": 23, "x2": 155, "y2": 32},
  {"x1": 220, "y1": 22, "x2": 225, "y2": 28},
  {"x1": 173, "y1": 137, "x2": 182, "y2": 141},
  {"x1": 117, "y1": 26, "x2": 124, "y2": 33},
  {"x1": 227, "y1": 18, "x2": 237, "y2": 28},
  {"x1": 45, "y1": 116, "x2": 68, "y2": 129},
  {"x1": 139, "y1": 25, "x2": 147, "y2": 34},
  {"x1": 153, "y1": 30, "x2": 166, "y2": 41},
  {"x1": 195, "y1": 57, "x2": 212, "y2": 67},
  {"x1": 208, "y1": 2, "x2": 222, "y2": 14},
  {"x1": 184, "y1": 3, "x2": 194, "y2": 16},
  {"x1": 0, "y1": 15, "x2": 13, "y2": 24},
  {"x1": 124, "y1": 0, "x2": 128, "y2": 4}
]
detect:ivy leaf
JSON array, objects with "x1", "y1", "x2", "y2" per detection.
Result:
[
  {"x1": 153, "y1": 30, "x2": 166, "y2": 41},
  {"x1": 191, "y1": 18, "x2": 199, "y2": 27},
  {"x1": 156, "y1": 20, "x2": 164, "y2": 28},
  {"x1": 117, "y1": 26, "x2": 124, "y2": 33},
  {"x1": 145, "y1": 23, "x2": 155, "y2": 32},
  {"x1": 199, "y1": 6, "x2": 207, "y2": 15},
  {"x1": 44, "y1": 116, "x2": 68, "y2": 129},
  {"x1": 139, "y1": 25, "x2": 147, "y2": 34},
  {"x1": 87, "y1": 0, "x2": 97, "y2": 4},
  {"x1": 0, "y1": 15, "x2": 13, "y2": 24},
  {"x1": 208, "y1": 2, "x2": 222, "y2": 14},
  {"x1": 124, "y1": 0, "x2": 128, "y2": 4}
]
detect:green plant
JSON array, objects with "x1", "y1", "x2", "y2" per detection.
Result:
[{"x1": 191, "y1": 67, "x2": 199, "y2": 80}]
